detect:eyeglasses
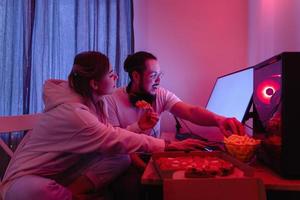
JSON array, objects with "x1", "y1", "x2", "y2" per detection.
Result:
[{"x1": 147, "y1": 71, "x2": 164, "y2": 80}]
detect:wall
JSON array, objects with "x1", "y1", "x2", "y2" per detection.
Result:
[
  {"x1": 248, "y1": 0, "x2": 300, "y2": 65},
  {"x1": 134, "y1": 0, "x2": 248, "y2": 138}
]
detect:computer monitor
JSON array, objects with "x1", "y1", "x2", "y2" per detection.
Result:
[{"x1": 206, "y1": 67, "x2": 253, "y2": 123}]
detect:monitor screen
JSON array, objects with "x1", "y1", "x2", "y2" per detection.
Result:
[{"x1": 206, "y1": 67, "x2": 253, "y2": 122}]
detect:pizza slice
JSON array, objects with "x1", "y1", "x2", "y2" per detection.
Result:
[{"x1": 135, "y1": 100, "x2": 153, "y2": 111}]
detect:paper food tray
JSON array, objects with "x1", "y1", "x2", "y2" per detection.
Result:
[{"x1": 152, "y1": 151, "x2": 254, "y2": 180}]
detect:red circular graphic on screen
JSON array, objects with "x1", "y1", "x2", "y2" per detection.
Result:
[{"x1": 256, "y1": 79, "x2": 280, "y2": 104}]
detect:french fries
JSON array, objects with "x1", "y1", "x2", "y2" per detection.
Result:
[
  {"x1": 224, "y1": 134, "x2": 261, "y2": 162},
  {"x1": 224, "y1": 134, "x2": 260, "y2": 145}
]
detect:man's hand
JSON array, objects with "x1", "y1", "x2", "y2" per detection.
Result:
[
  {"x1": 216, "y1": 117, "x2": 246, "y2": 137},
  {"x1": 138, "y1": 110, "x2": 159, "y2": 131},
  {"x1": 165, "y1": 139, "x2": 207, "y2": 151}
]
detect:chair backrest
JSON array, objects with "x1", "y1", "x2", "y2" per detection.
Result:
[
  {"x1": 0, "y1": 114, "x2": 41, "y2": 157},
  {"x1": 164, "y1": 178, "x2": 266, "y2": 200}
]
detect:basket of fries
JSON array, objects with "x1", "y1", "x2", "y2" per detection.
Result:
[{"x1": 224, "y1": 134, "x2": 261, "y2": 163}]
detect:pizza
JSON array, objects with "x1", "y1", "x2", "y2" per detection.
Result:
[
  {"x1": 135, "y1": 100, "x2": 153, "y2": 110},
  {"x1": 155, "y1": 156, "x2": 234, "y2": 177}
]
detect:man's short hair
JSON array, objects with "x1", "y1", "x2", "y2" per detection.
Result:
[{"x1": 124, "y1": 51, "x2": 157, "y2": 78}]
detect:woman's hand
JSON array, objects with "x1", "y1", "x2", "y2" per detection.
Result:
[
  {"x1": 165, "y1": 139, "x2": 207, "y2": 151},
  {"x1": 138, "y1": 111, "x2": 159, "y2": 131},
  {"x1": 130, "y1": 153, "x2": 147, "y2": 172},
  {"x1": 216, "y1": 116, "x2": 246, "y2": 137}
]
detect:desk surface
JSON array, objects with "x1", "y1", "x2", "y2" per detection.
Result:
[
  {"x1": 142, "y1": 159, "x2": 300, "y2": 191},
  {"x1": 252, "y1": 162, "x2": 300, "y2": 191}
]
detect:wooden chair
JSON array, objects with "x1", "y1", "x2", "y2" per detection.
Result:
[
  {"x1": 0, "y1": 114, "x2": 41, "y2": 158},
  {"x1": 0, "y1": 114, "x2": 41, "y2": 186},
  {"x1": 164, "y1": 178, "x2": 266, "y2": 200}
]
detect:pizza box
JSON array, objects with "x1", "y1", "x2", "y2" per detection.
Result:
[{"x1": 152, "y1": 151, "x2": 254, "y2": 180}]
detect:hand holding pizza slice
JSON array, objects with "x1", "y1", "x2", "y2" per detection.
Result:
[{"x1": 136, "y1": 100, "x2": 158, "y2": 131}]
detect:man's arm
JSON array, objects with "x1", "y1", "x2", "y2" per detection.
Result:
[
  {"x1": 170, "y1": 101, "x2": 245, "y2": 136},
  {"x1": 170, "y1": 102, "x2": 221, "y2": 126}
]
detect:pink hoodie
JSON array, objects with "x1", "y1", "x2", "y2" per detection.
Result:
[{"x1": 1, "y1": 79, "x2": 164, "y2": 197}]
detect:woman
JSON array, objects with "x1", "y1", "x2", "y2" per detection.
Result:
[{"x1": 1, "y1": 51, "x2": 203, "y2": 200}]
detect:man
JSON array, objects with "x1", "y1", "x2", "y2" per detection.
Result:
[
  {"x1": 104, "y1": 51, "x2": 245, "y2": 139},
  {"x1": 104, "y1": 51, "x2": 246, "y2": 200}
]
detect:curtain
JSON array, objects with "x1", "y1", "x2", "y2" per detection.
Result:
[
  {"x1": 1, "y1": 0, "x2": 133, "y2": 116},
  {"x1": 0, "y1": 0, "x2": 133, "y2": 147},
  {"x1": 29, "y1": 0, "x2": 133, "y2": 113},
  {"x1": 0, "y1": 0, "x2": 33, "y2": 116}
]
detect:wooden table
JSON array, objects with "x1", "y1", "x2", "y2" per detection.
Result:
[
  {"x1": 146, "y1": 132, "x2": 300, "y2": 192},
  {"x1": 142, "y1": 158, "x2": 300, "y2": 192},
  {"x1": 252, "y1": 162, "x2": 300, "y2": 191}
]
